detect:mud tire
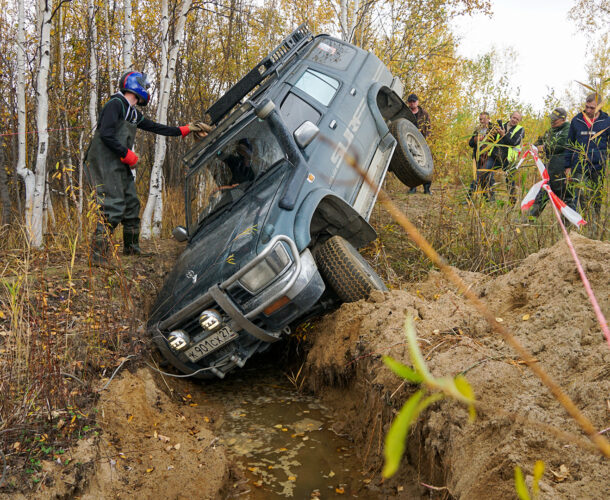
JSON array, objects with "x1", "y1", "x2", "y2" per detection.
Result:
[
  {"x1": 315, "y1": 235, "x2": 387, "y2": 302},
  {"x1": 389, "y1": 118, "x2": 433, "y2": 187}
]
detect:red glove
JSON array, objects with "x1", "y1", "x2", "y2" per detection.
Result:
[
  {"x1": 179, "y1": 125, "x2": 190, "y2": 137},
  {"x1": 121, "y1": 149, "x2": 139, "y2": 167}
]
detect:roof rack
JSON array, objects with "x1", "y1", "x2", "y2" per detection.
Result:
[{"x1": 205, "y1": 24, "x2": 313, "y2": 125}]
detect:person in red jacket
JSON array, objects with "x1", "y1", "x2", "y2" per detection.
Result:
[{"x1": 85, "y1": 71, "x2": 209, "y2": 266}]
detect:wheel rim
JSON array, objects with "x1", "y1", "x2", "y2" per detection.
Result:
[{"x1": 405, "y1": 133, "x2": 426, "y2": 167}]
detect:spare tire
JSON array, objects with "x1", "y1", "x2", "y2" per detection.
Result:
[
  {"x1": 389, "y1": 118, "x2": 433, "y2": 187},
  {"x1": 315, "y1": 235, "x2": 387, "y2": 303}
]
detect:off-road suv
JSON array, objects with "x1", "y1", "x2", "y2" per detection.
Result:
[{"x1": 148, "y1": 25, "x2": 433, "y2": 379}]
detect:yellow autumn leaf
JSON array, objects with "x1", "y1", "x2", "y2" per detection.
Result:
[
  {"x1": 335, "y1": 487, "x2": 345, "y2": 494},
  {"x1": 522, "y1": 314, "x2": 530, "y2": 321},
  {"x1": 146, "y1": 468, "x2": 154, "y2": 473}
]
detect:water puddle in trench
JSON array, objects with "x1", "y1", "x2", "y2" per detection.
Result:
[{"x1": 188, "y1": 367, "x2": 378, "y2": 498}]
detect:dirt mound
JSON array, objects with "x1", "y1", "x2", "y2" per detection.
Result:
[
  {"x1": 304, "y1": 233, "x2": 610, "y2": 499},
  {"x1": 19, "y1": 368, "x2": 229, "y2": 500}
]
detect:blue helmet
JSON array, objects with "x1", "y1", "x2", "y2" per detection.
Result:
[{"x1": 119, "y1": 71, "x2": 151, "y2": 106}]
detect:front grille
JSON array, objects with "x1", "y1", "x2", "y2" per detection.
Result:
[{"x1": 228, "y1": 284, "x2": 253, "y2": 306}]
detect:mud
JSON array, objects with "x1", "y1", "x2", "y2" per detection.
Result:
[
  {"x1": 304, "y1": 233, "x2": 610, "y2": 499},
  {"x1": 9, "y1": 230, "x2": 609, "y2": 499}
]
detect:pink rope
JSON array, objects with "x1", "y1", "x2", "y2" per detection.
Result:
[{"x1": 548, "y1": 195, "x2": 610, "y2": 349}]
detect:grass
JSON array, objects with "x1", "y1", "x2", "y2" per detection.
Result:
[
  {"x1": 0, "y1": 150, "x2": 607, "y2": 490},
  {"x1": 365, "y1": 166, "x2": 608, "y2": 289}
]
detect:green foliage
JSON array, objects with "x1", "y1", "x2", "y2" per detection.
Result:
[
  {"x1": 514, "y1": 460, "x2": 545, "y2": 500},
  {"x1": 381, "y1": 316, "x2": 476, "y2": 478}
]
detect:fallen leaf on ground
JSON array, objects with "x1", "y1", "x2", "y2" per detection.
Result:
[{"x1": 550, "y1": 464, "x2": 570, "y2": 482}]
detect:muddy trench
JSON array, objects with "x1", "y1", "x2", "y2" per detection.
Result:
[{"x1": 29, "y1": 233, "x2": 609, "y2": 500}]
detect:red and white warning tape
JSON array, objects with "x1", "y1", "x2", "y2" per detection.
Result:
[
  {"x1": 519, "y1": 147, "x2": 585, "y2": 227},
  {"x1": 518, "y1": 147, "x2": 609, "y2": 349}
]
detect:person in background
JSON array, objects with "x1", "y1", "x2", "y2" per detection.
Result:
[
  {"x1": 483, "y1": 111, "x2": 524, "y2": 204},
  {"x1": 528, "y1": 107, "x2": 571, "y2": 217},
  {"x1": 565, "y1": 93, "x2": 609, "y2": 225},
  {"x1": 85, "y1": 71, "x2": 210, "y2": 266},
  {"x1": 406, "y1": 93, "x2": 432, "y2": 194},
  {"x1": 467, "y1": 112, "x2": 495, "y2": 201}
]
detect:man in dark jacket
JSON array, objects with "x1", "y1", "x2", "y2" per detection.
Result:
[
  {"x1": 85, "y1": 71, "x2": 209, "y2": 266},
  {"x1": 467, "y1": 112, "x2": 495, "y2": 200},
  {"x1": 483, "y1": 111, "x2": 524, "y2": 204},
  {"x1": 565, "y1": 93, "x2": 609, "y2": 222},
  {"x1": 406, "y1": 94, "x2": 432, "y2": 194},
  {"x1": 529, "y1": 107, "x2": 571, "y2": 216}
]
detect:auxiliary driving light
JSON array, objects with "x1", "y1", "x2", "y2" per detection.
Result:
[
  {"x1": 168, "y1": 330, "x2": 190, "y2": 351},
  {"x1": 199, "y1": 309, "x2": 222, "y2": 332}
]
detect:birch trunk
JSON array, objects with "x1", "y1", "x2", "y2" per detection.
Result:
[
  {"x1": 339, "y1": 0, "x2": 360, "y2": 43},
  {"x1": 104, "y1": 1, "x2": 113, "y2": 96},
  {"x1": 141, "y1": 0, "x2": 192, "y2": 239},
  {"x1": 15, "y1": 0, "x2": 35, "y2": 235},
  {"x1": 88, "y1": 0, "x2": 98, "y2": 130},
  {"x1": 0, "y1": 147, "x2": 10, "y2": 225},
  {"x1": 57, "y1": 8, "x2": 71, "y2": 219},
  {"x1": 123, "y1": 0, "x2": 133, "y2": 71},
  {"x1": 31, "y1": 0, "x2": 53, "y2": 248}
]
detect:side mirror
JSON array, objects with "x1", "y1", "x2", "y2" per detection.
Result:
[
  {"x1": 294, "y1": 121, "x2": 319, "y2": 149},
  {"x1": 172, "y1": 225, "x2": 188, "y2": 242}
]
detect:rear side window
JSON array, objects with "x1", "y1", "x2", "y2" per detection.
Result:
[
  {"x1": 307, "y1": 38, "x2": 356, "y2": 70},
  {"x1": 280, "y1": 92, "x2": 321, "y2": 132},
  {"x1": 294, "y1": 69, "x2": 339, "y2": 106}
]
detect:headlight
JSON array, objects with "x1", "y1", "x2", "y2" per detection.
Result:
[
  {"x1": 168, "y1": 330, "x2": 190, "y2": 351},
  {"x1": 239, "y1": 242, "x2": 291, "y2": 293},
  {"x1": 199, "y1": 309, "x2": 222, "y2": 331}
]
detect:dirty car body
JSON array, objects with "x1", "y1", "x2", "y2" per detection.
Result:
[{"x1": 148, "y1": 25, "x2": 429, "y2": 379}]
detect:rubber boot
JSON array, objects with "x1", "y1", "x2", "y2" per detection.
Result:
[
  {"x1": 408, "y1": 187, "x2": 417, "y2": 194},
  {"x1": 423, "y1": 183, "x2": 431, "y2": 195},
  {"x1": 90, "y1": 224, "x2": 113, "y2": 268},
  {"x1": 123, "y1": 229, "x2": 153, "y2": 256}
]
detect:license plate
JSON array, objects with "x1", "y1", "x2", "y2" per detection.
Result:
[{"x1": 184, "y1": 325, "x2": 238, "y2": 362}]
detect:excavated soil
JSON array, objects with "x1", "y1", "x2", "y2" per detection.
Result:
[
  {"x1": 8, "y1": 199, "x2": 609, "y2": 499},
  {"x1": 303, "y1": 233, "x2": 610, "y2": 499}
]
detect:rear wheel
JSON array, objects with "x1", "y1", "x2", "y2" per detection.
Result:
[
  {"x1": 315, "y1": 235, "x2": 387, "y2": 303},
  {"x1": 389, "y1": 118, "x2": 433, "y2": 187}
]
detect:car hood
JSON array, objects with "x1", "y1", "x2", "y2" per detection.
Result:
[{"x1": 149, "y1": 165, "x2": 289, "y2": 323}]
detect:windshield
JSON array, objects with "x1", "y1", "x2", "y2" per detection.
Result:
[{"x1": 186, "y1": 118, "x2": 285, "y2": 231}]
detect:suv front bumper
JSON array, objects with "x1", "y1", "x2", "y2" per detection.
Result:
[{"x1": 153, "y1": 236, "x2": 325, "y2": 374}]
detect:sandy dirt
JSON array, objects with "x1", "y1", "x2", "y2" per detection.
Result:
[
  {"x1": 303, "y1": 233, "x2": 610, "y2": 499},
  {"x1": 7, "y1": 192, "x2": 609, "y2": 499}
]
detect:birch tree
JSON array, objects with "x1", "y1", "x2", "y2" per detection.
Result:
[
  {"x1": 141, "y1": 0, "x2": 192, "y2": 238},
  {"x1": 88, "y1": 0, "x2": 98, "y2": 130},
  {"x1": 123, "y1": 0, "x2": 133, "y2": 71},
  {"x1": 15, "y1": 0, "x2": 35, "y2": 236},
  {"x1": 30, "y1": 0, "x2": 54, "y2": 247}
]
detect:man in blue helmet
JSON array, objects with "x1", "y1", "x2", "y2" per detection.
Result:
[{"x1": 85, "y1": 71, "x2": 210, "y2": 266}]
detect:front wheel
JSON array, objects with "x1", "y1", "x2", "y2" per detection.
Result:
[
  {"x1": 315, "y1": 235, "x2": 387, "y2": 303},
  {"x1": 389, "y1": 118, "x2": 434, "y2": 187}
]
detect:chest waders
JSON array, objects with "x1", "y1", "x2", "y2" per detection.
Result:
[{"x1": 85, "y1": 115, "x2": 143, "y2": 263}]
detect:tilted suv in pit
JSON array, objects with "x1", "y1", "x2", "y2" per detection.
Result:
[{"x1": 148, "y1": 25, "x2": 433, "y2": 379}]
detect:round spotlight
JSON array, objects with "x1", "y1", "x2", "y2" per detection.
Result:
[
  {"x1": 199, "y1": 309, "x2": 222, "y2": 332},
  {"x1": 168, "y1": 330, "x2": 190, "y2": 351}
]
